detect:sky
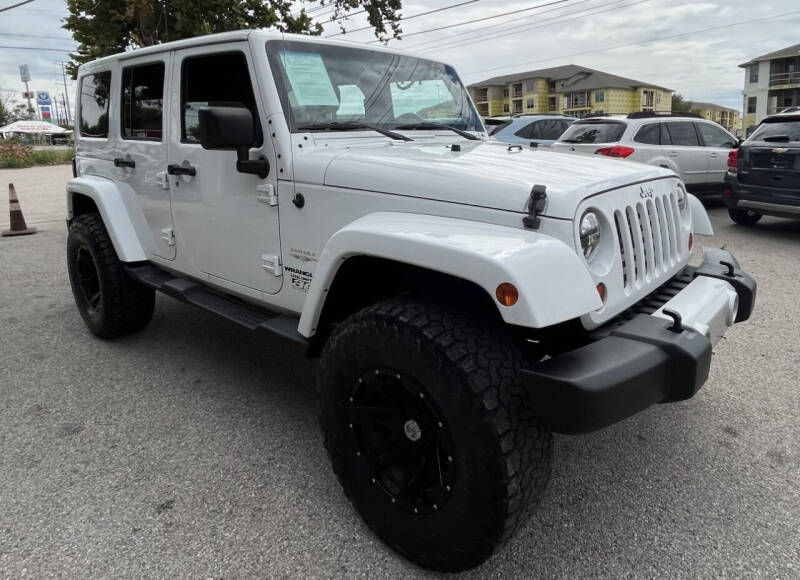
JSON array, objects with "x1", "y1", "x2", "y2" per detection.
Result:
[{"x1": 1, "y1": 0, "x2": 799, "y2": 119}]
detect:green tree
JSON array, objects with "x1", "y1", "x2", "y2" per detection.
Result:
[
  {"x1": 63, "y1": 0, "x2": 402, "y2": 76},
  {"x1": 671, "y1": 93, "x2": 694, "y2": 113}
]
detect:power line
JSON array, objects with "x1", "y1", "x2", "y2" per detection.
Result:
[
  {"x1": 0, "y1": 0, "x2": 34, "y2": 13},
  {"x1": 0, "y1": 44, "x2": 74, "y2": 52},
  {"x1": 463, "y1": 9, "x2": 800, "y2": 78},
  {"x1": 0, "y1": 32, "x2": 74, "y2": 41},
  {"x1": 326, "y1": 0, "x2": 484, "y2": 38},
  {"x1": 403, "y1": 0, "x2": 604, "y2": 52},
  {"x1": 366, "y1": 0, "x2": 574, "y2": 43},
  {"x1": 406, "y1": 0, "x2": 645, "y2": 54}
]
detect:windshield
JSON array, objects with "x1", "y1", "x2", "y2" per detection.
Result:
[
  {"x1": 266, "y1": 40, "x2": 483, "y2": 133},
  {"x1": 750, "y1": 118, "x2": 800, "y2": 143},
  {"x1": 559, "y1": 121, "x2": 626, "y2": 144}
]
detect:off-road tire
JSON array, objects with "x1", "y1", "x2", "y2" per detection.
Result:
[
  {"x1": 67, "y1": 213, "x2": 155, "y2": 338},
  {"x1": 728, "y1": 207, "x2": 762, "y2": 226},
  {"x1": 318, "y1": 296, "x2": 553, "y2": 572}
]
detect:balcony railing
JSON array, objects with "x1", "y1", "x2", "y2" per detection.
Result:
[
  {"x1": 512, "y1": 91, "x2": 523, "y2": 98},
  {"x1": 770, "y1": 72, "x2": 800, "y2": 86}
]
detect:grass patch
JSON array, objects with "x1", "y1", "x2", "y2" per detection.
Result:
[{"x1": 0, "y1": 139, "x2": 73, "y2": 169}]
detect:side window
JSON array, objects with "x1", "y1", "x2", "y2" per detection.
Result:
[
  {"x1": 181, "y1": 52, "x2": 262, "y2": 145},
  {"x1": 535, "y1": 119, "x2": 567, "y2": 140},
  {"x1": 634, "y1": 123, "x2": 660, "y2": 145},
  {"x1": 696, "y1": 123, "x2": 736, "y2": 148},
  {"x1": 660, "y1": 123, "x2": 672, "y2": 145},
  {"x1": 513, "y1": 122, "x2": 533, "y2": 139},
  {"x1": 121, "y1": 62, "x2": 165, "y2": 140},
  {"x1": 79, "y1": 71, "x2": 111, "y2": 138},
  {"x1": 666, "y1": 121, "x2": 699, "y2": 146}
]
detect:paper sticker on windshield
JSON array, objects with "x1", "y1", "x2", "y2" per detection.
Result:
[{"x1": 280, "y1": 51, "x2": 339, "y2": 106}]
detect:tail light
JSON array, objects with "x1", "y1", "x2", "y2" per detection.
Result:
[
  {"x1": 595, "y1": 145, "x2": 635, "y2": 158},
  {"x1": 727, "y1": 149, "x2": 738, "y2": 173}
]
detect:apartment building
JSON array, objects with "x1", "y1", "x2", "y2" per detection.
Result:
[
  {"x1": 690, "y1": 101, "x2": 742, "y2": 135},
  {"x1": 468, "y1": 64, "x2": 672, "y2": 118},
  {"x1": 740, "y1": 42, "x2": 800, "y2": 133}
]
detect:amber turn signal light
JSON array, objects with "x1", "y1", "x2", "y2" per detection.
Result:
[
  {"x1": 495, "y1": 283, "x2": 519, "y2": 307},
  {"x1": 596, "y1": 282, "x2": 607, "y2": 303}
]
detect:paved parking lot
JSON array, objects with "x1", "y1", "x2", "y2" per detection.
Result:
[{"x1": 1, "y1": 165, "x2": 798, "y2": 577}]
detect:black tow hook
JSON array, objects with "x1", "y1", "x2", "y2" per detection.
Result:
[
  {"x1": 662, "y1": 309, "x2": 684, "y2": 333},
  {"x1": 719, "y1": 260, "x2": 736, "y2": 277}
]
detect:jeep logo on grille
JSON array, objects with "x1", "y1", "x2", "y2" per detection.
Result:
[{"x1": 639, "y1": 186, "x2": 654, "y2": 199}]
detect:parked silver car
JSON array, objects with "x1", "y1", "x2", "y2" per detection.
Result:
[{"x1": 486, "y1": 114, "x2": 576, "y2": 147}]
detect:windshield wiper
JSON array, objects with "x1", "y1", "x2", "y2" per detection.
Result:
[
  {"x1": 763, "y1": 135, "x2": 791, "y2": 142},
  {"x1": 296, "y1": 122, "x2": 413, "y2": 141},
  {"x1": 394, "y1": 121, "x2": 480, "y2": 141}
]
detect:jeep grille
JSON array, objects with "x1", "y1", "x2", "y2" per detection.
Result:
[{"x1": 613, "y1": 190, "x2": 681, "y2": 290}]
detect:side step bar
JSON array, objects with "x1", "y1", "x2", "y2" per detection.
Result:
[{"x1": 125, "y1": 264, "x2": 308, "y2": 346}]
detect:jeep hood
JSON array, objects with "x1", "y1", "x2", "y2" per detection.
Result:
[{"x1": 300, "y1": 140, "x2": 675, "y2": 219}]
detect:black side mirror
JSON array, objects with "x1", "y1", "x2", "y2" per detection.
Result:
[{"x1": 198, "y1": 106, "x2": 269, "y2": 178}]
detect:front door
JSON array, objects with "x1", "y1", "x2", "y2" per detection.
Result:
[
  {"x1": 115, "y1": 54, "x2": 175, "y2": 259},
  {"x1": 168, "y1": 44, "x2": 282, "y2": 295},
  {"x1": 695, "y1": 122, "x2": 738, "y2": 184},
  {"x1": 662, "y1": 121, "x2": 707, "y2": 185}
]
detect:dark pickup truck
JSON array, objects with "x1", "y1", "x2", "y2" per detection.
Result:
[{"x1": 724, "y1": 111, "x2": 800, "y2": 225}]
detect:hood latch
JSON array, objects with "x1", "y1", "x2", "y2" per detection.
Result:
[{"x1": 522, "y1": 184, "x2": 547, "y2": 229}]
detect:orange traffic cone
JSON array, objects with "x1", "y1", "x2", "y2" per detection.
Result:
[{"x1": 2, "y1": 183, "x2": 36, "y2": 237}]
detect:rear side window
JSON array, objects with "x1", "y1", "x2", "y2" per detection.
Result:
[
  {"x1": 486, "y1": 120, "x2": 510, "y2": 136},
  {"x1": 696, "y1": 123, "x2": 736, "y2": 148},
  {"x1": 665, "y1": 122, "x2": 700, "y2": 146},
  {"x1": 750, "y1": 119, "x2": 800, "y2": 143},
  {"x1": 181, "y1": 52, "x2": 262, "y2": 145},
  {"x1": 525, "y1": 119, "x2": 567, "y2": 140},
  {"x1": 79, "y1": 72, "x2": 111, "y2": 138},
  {"x1": 559, "y1": 121, "x2": 625, "y2": 144},
  {"x1": 634, "y1": 123, "x2": 660, "y2": 145},
  {"x1": 121, "y1": 63, "x2": 165, "y2": 140}
]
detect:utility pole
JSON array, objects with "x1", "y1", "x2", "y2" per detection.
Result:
[{"x1": 58, "y1": 62, "x2": 72, "y2": 124}]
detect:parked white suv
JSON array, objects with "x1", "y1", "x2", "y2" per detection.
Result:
[
  {"x1": 66, "y1": 31, "x2": 756, "y2": 572},
  {"x1": 552, "y1": 113, "x2": 740, "y2": 195}
]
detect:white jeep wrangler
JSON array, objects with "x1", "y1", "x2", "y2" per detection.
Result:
[{"x1": 66, "y1": 30, "x2": 756, "y2": 572}]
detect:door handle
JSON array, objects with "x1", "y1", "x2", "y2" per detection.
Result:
[
  {"x1": 167, "y1": 164, "x2": 196, "y2": 176},
  {"x1": 667, "y1": 151, "x2": 680, "y2": 158},
  {"x1": 709, "y1": 153, "x2": 720, "y2": 159},
  {"x1": 114, "y1": 158, "x2": 135, "y2": 168}
]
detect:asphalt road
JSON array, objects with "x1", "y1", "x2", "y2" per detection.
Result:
[{"x1": 1, "y1": 166, "x2": 798, "y2": 577}]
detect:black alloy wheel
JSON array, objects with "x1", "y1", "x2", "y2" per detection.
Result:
[{"x1": 348, "y1": 368, "x2": 455, "y2": 515}]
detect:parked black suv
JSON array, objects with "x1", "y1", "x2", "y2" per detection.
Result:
[{"x1": 724, "y1": 112, "x2": 800, "y2": 225}]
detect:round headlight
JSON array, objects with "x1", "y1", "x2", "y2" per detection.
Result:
[
  {"x1": 580, "y1": 211, "x2": 601, "y2": 261},
  {"x1": 677, "y1": 187, "x2": 687, "y2": 212}
]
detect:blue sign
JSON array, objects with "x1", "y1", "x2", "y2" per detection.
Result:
[{"x1": 36, "y1": 91, "x2": 51, "y2": 106}]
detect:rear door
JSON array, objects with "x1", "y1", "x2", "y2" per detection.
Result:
[
  {"x1": 695, "y1": 121, "x2": 738, "y2": 184},
  {"x1": 662, "y1": 121, "x2": 706, "y2": 185},
  {"x1": 114, "y1": 54, "x2": 175, "y2": 259}
]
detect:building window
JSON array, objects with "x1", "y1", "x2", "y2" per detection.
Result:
[
  {"x1": 513, "y1": 101, "x2": 522, "y2": 114},
  {"x1": 747, "y1": 96, "x2": 757, "y2": 114},
  {"x1": 749, "y1": 65, "x2": 759, "y2": 84},
  {"x1": 642, "y1": 89, "x2": 655, "y2": 108},
  {"x1": 526, "y1": 98, "x2": 535, "y2": 109},
  {"x1": 525, "y1": 80, "x2": 535, "y2": 91},
  {"x1": 503, "y1": 103, "x2": 510, "y2": 113},
  {"x1": 594, "y1": 90, "x2": 604, "y2": 103},
  {"x1": 503, "y1": 88, "x2": 509, "y2": 97},
  {"x1": 79, "y1": 71, "x2": 111, "y2": 138},
  {"x1": 656, "y1": 92, "x2": 662, "y2": 105}
]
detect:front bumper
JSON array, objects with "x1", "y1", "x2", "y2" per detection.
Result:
[{"x1": 523, "y1": 247, "x2": 756, "y2": 434}]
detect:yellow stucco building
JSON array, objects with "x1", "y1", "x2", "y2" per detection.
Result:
[
  {"x1": 689, "y1": 101, "x2": 742, "y2": 135},
  {"x1": 468, "y1": 64, "x2": 672, "y2": 118}
]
